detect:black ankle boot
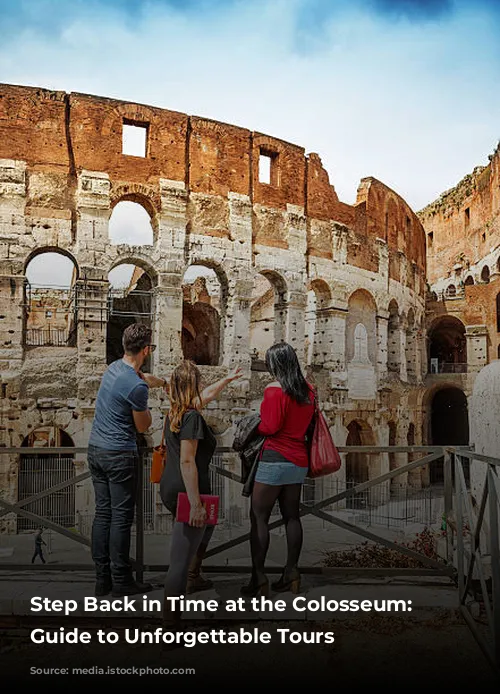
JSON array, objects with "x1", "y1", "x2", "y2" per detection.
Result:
[
  {"x1": 271, "y1": 567, "x2": 301, "y2": 594},
  {"x1": 240, "y1": 575, "x2": 269, "y2": 598}
]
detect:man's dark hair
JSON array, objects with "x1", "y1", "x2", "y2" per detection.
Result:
[{"x1": 122, "y1": 323, "x2": 152, "y2": 355}]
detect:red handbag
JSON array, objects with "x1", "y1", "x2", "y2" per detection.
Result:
[{"x1": 307, "y1": 396, "x2": 341, "y2": 478}]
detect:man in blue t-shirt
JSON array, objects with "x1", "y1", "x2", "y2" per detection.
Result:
[{"x1": 89, "y1": 322, "x2": 167, "y2": 597}]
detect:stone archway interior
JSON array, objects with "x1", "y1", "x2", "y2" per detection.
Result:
[
  {"x1": 18, "y1": 427, "x2": 75, "y2": 532},
  {"x1": 428, "y1": 316, "x2": 466, "y2": 371},
  {"x1": 430, "y1": 387, "x2": 469, "y2": 485}
]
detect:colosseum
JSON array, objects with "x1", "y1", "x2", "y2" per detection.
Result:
[{"x1": 0, "y1": 83, "x2": 434, "y2": 533}]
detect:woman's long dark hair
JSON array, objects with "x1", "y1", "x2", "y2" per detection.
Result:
[{"x1": 265, "y1": 342, "x2": 311, "y2": 404}]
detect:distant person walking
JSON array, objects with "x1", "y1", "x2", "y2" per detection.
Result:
[
  {"x1": 31, "y1": 527, "x2": 46, "y2": 564},
  {"x1": 88, "y1": 322, "x2": 167, "y2": 597}
]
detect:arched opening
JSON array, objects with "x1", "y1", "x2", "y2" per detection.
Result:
[
  {"x1": 464, "y1": 275, "x2": 474, "y2": 286},
  {"x1": 305, "y1": 279, "x2": 331, "y2": 367},
  {"x1": 18, "y1": 427, "x2": 75, "y2": 533},
  {"x1": 346, "y1": 289, "x2": 377, "y2": 365},
  {"x1": 345, "y1": 420, "x2": 375, "y2": 509},
  {"x1": 446, "y1": 284, "x2": 456, "y2": 298},
  {"x1": 428, "y1": 316, "x2": 467, "y2": 373},
  {"x1": 106, "y1": 263, "x2": 156, "y2": 368},
  {"x1": 249, "y1": 271, "x2": 287, "y2": 369},
  {"x1": 481, "y1": 266, "x2": 490, "y2": 284},
  {"x1": 109, "y1": 200, "x2": 154, "y2": 246},
  {"x1": 24, "y1": 250, "x2": 78, "y2": 347},
  {"x1": 430, "y1": 387, "x2": 469, "y2": 485},
  {"x1": 181, "y1": 265, "x2": 225, "y2": 366},
  {"x1": 387, "y1": 299, "x2": 400, "y2": 373},
  {"x1": 496, "y1": 293, "x2": 500, "y2": 333}
]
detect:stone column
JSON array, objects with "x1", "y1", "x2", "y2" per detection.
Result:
[
  {"x1": 74, "y1": 171, "x2": 111, "y2": 405},
  {"x1": 151, "y1": 276, "x2": 184, "y2": 371},
  {"x1": 222, "y1": 275, "x2": 253, "y2": 371},
  {"x1": 465, "y1": 325, "x2": 488, "y2": 373},
  {"x1": 399, "y1": 318, "x2": 408, "y2": 381},
  {"x1": 376, "y1": 312, "x2": 389, "y2": 382},
  {"x1": 0, "y1": 159, "x2": 27, "y2": 375},
  {"x1": 286, "y1": 287, "x2": 307, "y2": 363}
]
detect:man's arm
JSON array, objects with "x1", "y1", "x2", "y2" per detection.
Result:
[
  {"x1": 128, "y1": 382, "x2": 152, "y2": 433},
  {"x1": 139, "y1": 372, "x2": 169, "y2": 393}
]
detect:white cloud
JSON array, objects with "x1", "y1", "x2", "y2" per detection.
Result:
[{"x1": 1, "y1": 0, "x2": 499, "y2": 210}]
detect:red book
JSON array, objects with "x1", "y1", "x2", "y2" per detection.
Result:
[{"x1": 175, "y1": 493, "x2": 219, "y2": 525}]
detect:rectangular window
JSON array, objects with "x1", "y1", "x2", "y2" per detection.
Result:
[
  {"x1": 406, "y1": 216, "x2": 411, "y2": 235},
  {"x1": 428, "y1": 232, "x2": 433, "y2": 248},
  {"x1": 122, "y1": 120, "x2": 148, "y2": 157},
  {"x1": 465, "y1": 207, "x2": 470, "y2": 226},
  {"x1": 259, "y1": 153, "x2": 271, "y2": 184},
  {"x1": 258, "y1": 149, "x2": 279, "y2": 186}
]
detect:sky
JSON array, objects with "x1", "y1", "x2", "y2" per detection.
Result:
[{"x1": 4, "y1": 0, "x2": 500, "y2": 284}]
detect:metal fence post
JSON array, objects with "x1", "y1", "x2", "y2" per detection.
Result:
[
  {"x1": 455, "y1": 453, "x2": 465, "y2": 601},
  {"x1": 444, "y1": 450, "x2": 453, "y2": 565},
  {"x1": 487, "y1": 466, "x2": 500, "y2": 669},
  {"x1": 135, "y1": 447, "x2": 144, "y2": 584}
]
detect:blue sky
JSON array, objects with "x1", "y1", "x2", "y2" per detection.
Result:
[{"x1": 1, "y1": 0, "x2": 500, "y2": 213}]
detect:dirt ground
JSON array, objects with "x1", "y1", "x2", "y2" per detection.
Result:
[{"x1": 1, "y1": 612, "x2": 498, "y2": 687}]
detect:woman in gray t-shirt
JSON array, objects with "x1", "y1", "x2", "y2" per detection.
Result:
[{"x1": 160, "y1": 360, "x2": 242, "y2": 646}]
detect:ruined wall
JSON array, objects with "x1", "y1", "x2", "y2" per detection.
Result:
[
  {"x1": 0, "y1": 83, "x2": 428, "y2": 530},
  {"x1": 421, "y1": 142, "x2": 500, "y2": 385},
  {"x1": 419, "y1": 143, "x2": 500, "y2": 286}
]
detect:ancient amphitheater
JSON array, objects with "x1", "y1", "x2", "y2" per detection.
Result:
[{"x1": 0, "y1": 82, "x2": 465, "y2": 533}]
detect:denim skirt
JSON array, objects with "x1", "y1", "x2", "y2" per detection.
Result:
[{"x1": 254, "y1": 461, "x2": 308, "y2": 486}]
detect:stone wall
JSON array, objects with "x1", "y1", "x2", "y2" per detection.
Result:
[{"x1": 0, "y1": 83, "x2": 428, "y2": 530}]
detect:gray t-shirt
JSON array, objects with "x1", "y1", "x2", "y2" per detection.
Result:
[{"x1": 89, "y1": 359, "x2": 149, "y2": 450}]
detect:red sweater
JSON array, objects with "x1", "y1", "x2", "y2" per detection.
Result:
[{"x1": 257, "y1": 383, "x2": 315, "y2": 468}]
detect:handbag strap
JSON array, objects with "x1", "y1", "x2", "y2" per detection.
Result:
[{"x1": 160, "y1": 415, "x2": 167, "y2": 447}]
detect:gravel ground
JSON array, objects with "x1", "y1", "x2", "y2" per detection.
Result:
[{"x1": 1, "y1": 612, "x2": 498, "y2": 687}]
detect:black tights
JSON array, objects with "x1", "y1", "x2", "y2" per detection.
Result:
[{"x1": 249, "y1": 482, "x2": 302, "y2": 581}]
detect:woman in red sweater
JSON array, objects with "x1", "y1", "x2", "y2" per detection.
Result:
[{"x1": 241, "y1": 342, "x2": 315, "y2": 598}]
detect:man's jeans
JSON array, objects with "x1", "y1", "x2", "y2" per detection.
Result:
[{"x1": 88, "y1": 445, "x2": 138, "y2": 586}]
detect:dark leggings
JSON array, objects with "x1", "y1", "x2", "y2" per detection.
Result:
[{"x1": 249, "y1": 482, "x2": 302, "y2": 580}]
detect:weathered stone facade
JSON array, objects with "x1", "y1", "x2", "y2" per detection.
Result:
[
  {"x1": 0, "y1": 84, "x2": 428, "y2": 531},
  {"x1": 419, "y1": 142, "x2": 500, "y2": 401}
]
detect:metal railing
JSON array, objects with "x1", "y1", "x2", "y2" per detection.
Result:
[
  {"x1": 428, "y1": 361, "x2": 468, "y2": 374},
  {"x1": 24, "y1": 327, "x2": 75, "y2": 347},
  {"x1": 0, "y1": 444, "x2": 498, "y2": 673}
]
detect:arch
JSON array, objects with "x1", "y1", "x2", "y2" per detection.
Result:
[
  {"x1": 182, "y1": 263, "x2": 227, "y2": 366},
  {"x1": 464, "y1": 275, "x2": 474, "y2": 286},
  {"x1": 109, "y1": 199, "x2": 155, "y2": 246},
  {"x1": 106, "y1": 262, "x2": 155, "y2": 366},
  {"x1": 481, "y1": 265, "x2": 490, "y2": 283},
  {"x1": 446, "y1": 284, "x2": 456, "y2": 298},
  {"x1": 24, "y1": 249, "x2": 79, "y2": 348},
  {"x1": 305, "y1": 278, "x2": 332, "y2": 367},
  {"x1": 308, "y1": 278, "x2": 331, "y2": 308},
  {"x1": 346, "y1": 289, "x2": 377, "y2": 365},
  {"x1": 18, "y1": 427, "x2": 75, "y2": 533},
  {"x1": 345, "y1": 419, "x2": 375, "y2": 509},
  {"x1": 429, "y1": 387, "x2": 469, "y2": 485},
  {"x1": 24, "y1": 247, "x2": 79, "y2": 279},
  {"x1": 428, "y1": 315, "x2": 467, "y2": 372},
  {"x1": 250, "y1": 270, "x2": 288, "y2": 363},
  {"x1": 110, "y1": 184, "x2": 161, "y2": 221}
]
